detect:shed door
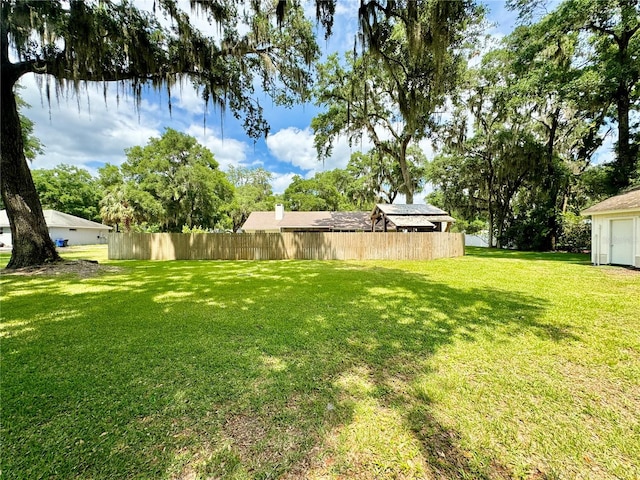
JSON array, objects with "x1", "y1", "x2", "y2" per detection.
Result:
[{"x1": 610, "y1": 219, "x2": 634, "y2": 265}]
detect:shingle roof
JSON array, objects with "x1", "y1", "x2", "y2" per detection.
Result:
[
  {"x1": 242, "y1": 204, "x2": 456, "y2": 232},
  {"x1": 242, "y1": 211, "x2": 371, "y2": 231},
  {"x1": 581, "y1": 189, "x2": 640, "y2": 215},
  {"x1": 375, "y1": 203, "x2": 448, "y2": 215},
  {"x1": 385, "y1": 215, "x2": 435, "y2": 228},
  {"x1": 0, "y1": 209, "x2": 112, "y2": 229},
  {"x1": 419, "y1": 215, "x2": 456, "y2": 223}
]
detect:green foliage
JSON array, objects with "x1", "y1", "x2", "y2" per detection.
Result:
[
  {"x1": 501, "y1": 205, "x2": 555, "y2": 251},
  {"x1": 120, "y1": 128, "x2": 234, "y2": 232},
  {"x1": 282, "y1": 168, "x2": 390, "y2": 212},
  {"x1": 556, "y1": 212, "x2": 591, "y2": 253},
  {"x1": 428, "y1": 152, "x2": 486, "y2": 227},
  {"x1": 510, "y1": 0, "x2": 640, "y2": 193},
  {"x1": 99, "y1": 187, "x2": 135, "y2": 233},
  {"x1": 429, "y1": 3, "x2": 635, "y2": 250},
  {"x1": 430, "y1": 125, "x2": 548, "y2": 248},
  {"x1": 346, "y1": 147, "x2": 428, "y2": 206},
  {"x1": 181, "y1": 225, "x2": 213, "y2": 234},
  {"x1": 283, "y1": 172, "x2": 344, "y2": 211},
  {"x1": 313, "y1": 1, "x2": 482, "y2": 203},
  {"x1": 450, "y1": 217, "x2": 487, "y2": 235},
  {"x1": 226, "y1": 166, "x2": 275, "y2": 232},
  {"x1": 358, "y1": 0, "x2": 484, "y2": 133},
  {"x1": 345, "y1": 151, "x2": 388, "y2": 207},
  {"x1": 32, "y1": 164, "x2": 101, "y2": 221},
  {"x1": 131, "y1": 222, "x2": 162, "y2": 233},
  {"x1": 96, "y1": 164, "x2": 135, "y2": 232},
  {"x1": 96, "y1": 163, "x2": 123, "y2": 191}
]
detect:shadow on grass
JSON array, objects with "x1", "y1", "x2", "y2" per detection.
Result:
[{"x1": 0, "y1": 260, "x2": 572, "y2": 479}]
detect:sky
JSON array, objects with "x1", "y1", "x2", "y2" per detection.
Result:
[{"x1": 19, "y1": 0, "x2": 610, "y2": 199}]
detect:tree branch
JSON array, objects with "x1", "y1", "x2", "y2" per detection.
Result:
[{"x1": 587, "y1": 22, "x2": 619, "y2": 42}]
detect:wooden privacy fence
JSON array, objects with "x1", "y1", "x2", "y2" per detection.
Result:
[{"x1": 108, "y1": 232, "x2": 465, "y2": 261}]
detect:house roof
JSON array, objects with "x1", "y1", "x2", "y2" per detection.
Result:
[
  {"x1": 242, "y1": 204, "x2": 456, "y2": 232},
  {"x1": 241, "y1": 211, "x2": 371, "y2": 231},
  {"x1": 581, "y1": 188, "x2": 640, "y2": 215},
  {"x1": 385, "y1": 215, "x2": 435, "y2": 228},
  {"x1": 375, "y1": 203, "x2": 448, "y2": 216},
  {"x1": 418, "y1": 215, "x2": 456, "y2": 223},
  {"x1": 0, "y1": 209, "x2": 112, "y2": 230}
]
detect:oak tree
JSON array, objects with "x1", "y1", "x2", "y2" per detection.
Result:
[
  {"x1": 313, "y1": 0, "x2": 482, "y2": 204},
  {"x1": 120, "y1": 128, "x2": 234, "y2": 232}
]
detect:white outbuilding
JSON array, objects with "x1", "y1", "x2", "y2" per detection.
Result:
[
  {"x1": 581, "y1": 188, "x2": 640, "y2": 268},
  {"x1": 0, "y1": 209, "x2": 112, "y2": 247}
]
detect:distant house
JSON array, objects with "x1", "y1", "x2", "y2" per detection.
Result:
[
  {"x1": 241, "y1": 204, "x2": 371, "y2": 233},
  {"x1": 371, "y1": 204, "x2": 455, "y2": 232},
  {"x1": 0, "y1": 209, "x2": 112, "y2": 247},
  {"x1": 241, "y1": 203, "x2": 455, "y2": 233},
  {"x1": 581, "y1": 188, "x2": 640, "y2": 268}
]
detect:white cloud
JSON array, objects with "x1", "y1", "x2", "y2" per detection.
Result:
[
  {"x1": 266, "y1": 127, "x2": 318, "y2": 170},
  {"x1": 18, "y1": 72, "x2": 239, "y2": 175},
  {"x1": 185, "y1": 124, "x2": 248, "y2": 169},
  {"x1": 20, "y1": 74, "x2": 163, "y2": 173},
  {"x1": 271, "y1": 172, "x2": 297, "y2": 194},
  {"x1": 171, "y1": 77, "x2": 208, "y2": 115},
  {"x1": 266, "y1": 126, "x2": 376, "y2": 175}
]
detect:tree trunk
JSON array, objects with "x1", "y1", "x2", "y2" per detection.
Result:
[
  {"x1": 545, "y1": 109, "x2": 560, "y2": 250},
  {"x1": 613, "y1": 87, "x2": 635, "y2": 190},
  {"x1": 1, "y1": 70, "x2": 61, "y2": 269},
  {"x1": 495, "y1": 204, "x2": 504, "y2": 249},
  {"x1": 609, "y1": 12, "x2": 638, "y2": 192},
  {"x1": 486, "y1": 156, "x2": 496, "y2": 248},
  {"x1": 398, "y1": 138, "x2": 413, "y2": 204},
  {"x1": 488, "y1": 206, "x2": 495, "y2": 248}
]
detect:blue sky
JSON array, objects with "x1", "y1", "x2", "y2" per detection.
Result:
[{"x1": 20, "y1": 0, "x2": 609, "y2": 198}]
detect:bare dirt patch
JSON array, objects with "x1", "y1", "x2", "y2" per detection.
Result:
[
  {"x1": 221, "y1": 410, "x2": 314, "y2": 476},
  {"x1": 1, "y1": 260, "x2": 122, "y2": 278}
]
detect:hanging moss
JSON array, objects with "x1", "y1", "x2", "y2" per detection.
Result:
[{"x1": 2, "y1": 0, "x2": 322, "y2": 139}]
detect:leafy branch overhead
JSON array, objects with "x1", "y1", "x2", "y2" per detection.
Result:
[{"x1": 2, "y1": 0, "x2": 321, "y2": 138}]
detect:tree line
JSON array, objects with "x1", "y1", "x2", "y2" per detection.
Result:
[
  {"x1": 25, "y1": 129, "x2": 272, "y2": 234},
  {"x1": 425, "y1": 0, "x2": 640, "y2": 250},
  {"x1": 24, "y1": 128, "x2": 428, "y2": 234},
  {"x1": 309, "y1": 0, "x2": 639, "y2": 251}
]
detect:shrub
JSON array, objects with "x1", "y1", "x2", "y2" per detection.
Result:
[
  {"x1": 182, "y1": 225, "x2": 212, "y2": 233},
  {"x1": 556, "y1": 213, "x2": 591, "y2": 253}
]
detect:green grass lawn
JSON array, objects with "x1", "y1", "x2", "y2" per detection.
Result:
[{"x1": 1, "y1": 246, "x2": 638, "y2": 479}]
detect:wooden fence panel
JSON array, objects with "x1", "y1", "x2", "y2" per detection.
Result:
[{"x1": 108, "y1": 232, "x2": 464, "y2": 261}]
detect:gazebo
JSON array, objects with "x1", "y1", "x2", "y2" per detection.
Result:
[{"x1": 370, "y1": 204, "x2": 455, "y2": 232}]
